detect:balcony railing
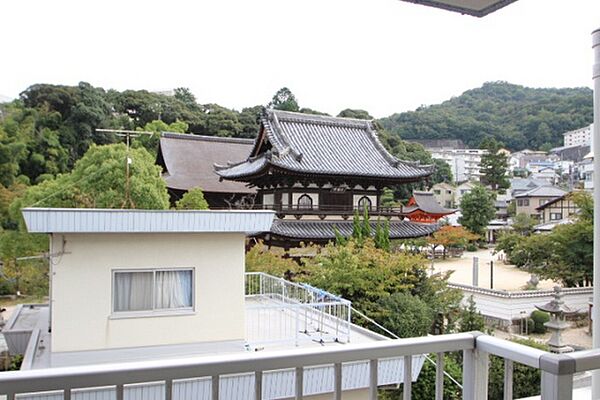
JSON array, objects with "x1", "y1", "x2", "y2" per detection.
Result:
[
  {"x1": 1, "y1": 331, "x2": 598, "y2": 400},
  {"x1": 245, "y1": 272, "x2": 352, "y2": 346}
]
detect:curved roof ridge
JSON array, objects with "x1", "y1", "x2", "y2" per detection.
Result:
[
  {"x1": 271, "y1": 109, "x2": 372, "y2": 129},
  {"x1": 161, "y1": 132, "x2": 255, "y2": 145}
]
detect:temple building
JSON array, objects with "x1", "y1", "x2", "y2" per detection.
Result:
[
  {"x1": 157, "y1": 133, "x2": 256, "y2": 208},
  {"x1": 215, "y1": 110, "x2": 439, "y2": 247},
  {"x1": 404, "y1": 191, "x2": 457, "y2": 223}
]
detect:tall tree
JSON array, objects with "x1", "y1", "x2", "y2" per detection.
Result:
[
  {"x1": 459, "y1": 185, "x2": 496, "y2": 236},
  {"x1": 479, "y1": 137, "x2": 509, "y2": 191},
  {"x1": 268, "y1": 87, "x2": 299, "y2": 112}
]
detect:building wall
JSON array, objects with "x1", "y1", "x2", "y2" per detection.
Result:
[
  {"x1": 431, "y1": 184, "x2": 455, "y2": 208},
  {"x1": 50, "y1": 232, "x2": 246, "y2": 352},
  {"x1": 515, "y1": 196, "x2": 559, "y2": 218},
  {"x1": 540, "y1": 198, "x2": 578, "y2": 223}
]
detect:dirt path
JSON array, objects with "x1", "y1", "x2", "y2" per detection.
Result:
[{"x1": 432, "y1": 248, "x2": 557, "y2": 291}]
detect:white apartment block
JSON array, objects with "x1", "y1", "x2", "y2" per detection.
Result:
[
  {"x1": 563, "y1": 124, "x2": 593, "y2": 147},
  {"x1": 430, "y1": 148, "x2": 487, "y2": 183}
]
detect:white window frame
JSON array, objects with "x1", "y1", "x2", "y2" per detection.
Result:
[{"x1": 111, "y1": 267, "x2": 195, "y2": 318}]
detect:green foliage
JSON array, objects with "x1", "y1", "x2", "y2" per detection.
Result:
[
  {"x1": 337, "y1": 109, "x2": 373, "y2": 120},
  {"x1": 379, "y1": 81, "x2": 593, "y2": 151},
  {"x1": 502, "y1": 192, "x2": 593, "y2": 287},
  {"x1": 10, "y1": 144, "x2": 169, "y2": 216},
  {"x1": 512, "y1": 213, "x2": 536, "y2": 236},
  {"x1": 458, "y1": 296, "x2": 485, "y2": 332},
  {"x1": 0, "y1": 231, "x2": 48, "y2": 294},
  {"x1": 245, "y1": 242, "x2": 311, "y2": 281},
  {"x1": 268, "y1": 87, "x2": 299, "y2": 112},
  {"x1": 175, "y1": 187, "x2": 209, "y2": 210},
  {"x1": 459, "y1": 185, "x2": 496, "y2": 236},
  {"x1": 407, "y1": 354, "x2": 462, "y2": 400},
  {"x1": 479, "y1": 138, "x2": 509, "y2": 190},
  {"x1": 432, "y1": 159, "x2": 453, "y2": 184},
  {"x1": 531, "y1": 310, "x2": 550, "y2": 334},
  {"x1": 380, "y1": 188, "x2": 396, "y2": 207},
  {"x1": 377, "y1": 292, "x2": 434, "y2": 338},
  {"x1": 488, "y1": 339, "x2": 547, "y2": 400}
]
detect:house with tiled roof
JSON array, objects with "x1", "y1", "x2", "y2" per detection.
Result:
[
  {"x1": 215, "y1": 109, "x2": 438, "y2": 247},
  {"x1": 514, "y1": 186, "x2": 568, "y2": 219}
]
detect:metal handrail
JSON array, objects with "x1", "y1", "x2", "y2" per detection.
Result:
[{"x1": 0, "y1": 331, "x2": 596, "y2": 400}]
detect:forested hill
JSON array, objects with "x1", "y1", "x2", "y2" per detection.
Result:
[{"x1": 378, "y1": 82, "x2": 593, "y2": 151}]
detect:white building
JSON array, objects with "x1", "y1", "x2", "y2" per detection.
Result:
[
  {"x1": 429, "y1": 148, "x2": 487, "y2": 183},
  {"x1": 5, "y1": 208, "x2": 422, "y2": 400},
  {"x1": 563, "y1": 124, "x2": 593, "y2": 147}
]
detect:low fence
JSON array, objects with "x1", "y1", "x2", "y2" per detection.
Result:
[
  {"x1": 449, "y1": 283, "x2": 592, "y2": 324},
  {"x1": 245, "y1": 272, "x2": 352, "y2": 346}
]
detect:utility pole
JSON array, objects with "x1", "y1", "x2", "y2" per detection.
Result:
[{"x1": 95, "y1": 129, "x2": 153, "y2": 208}]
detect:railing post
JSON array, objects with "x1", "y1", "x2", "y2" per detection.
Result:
[
  {"x1": 435, "y1": 352, "x2": 444, "y2": 400},
  {"x1": 503, "y1": 359, "x2": 513, "y2": 400},
  {"x1": 462, "y1": 339, "x2": 489, "y2": 400},
  {"x1": 295, "y1": 366, "x2": 303, "y2": 400},
  {"x1": 540, "y1": 354, "x2": 575, "y2": 400},
  {"x1": 255, "y1": 371, "x2": 263, "y2": 400},
  {"x1": 334, "y1": 362, "x2": 342, "y2": 400},
  {"x1": 369, "y1": 359, "x2": 378, "y2": 400},
  {"x1": 403, "y1": 355, "x2": 412, "y2": 400}
]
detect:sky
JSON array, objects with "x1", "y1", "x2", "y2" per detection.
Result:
[{"x1": 1, "y1": 0, "x2": 599, "y2": 118}]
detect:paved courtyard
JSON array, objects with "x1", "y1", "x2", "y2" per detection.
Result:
[{"x1": 432, "y1": 248, "x2": 557, "y2": 291}]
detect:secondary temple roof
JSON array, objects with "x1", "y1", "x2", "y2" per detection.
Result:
[
  {"x1": 215, "y1": 110, "x2": 434, "y2": 184},
  {"x1": 270, "y1": 219, "x2": 438, "y2": 241},
  {"x1": 157, "y1": 132, "x2": 255, "y2": 194}
]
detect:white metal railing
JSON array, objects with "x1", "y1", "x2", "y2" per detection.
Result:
[
  {"x1": 244, "y1": 272, "x2": 351, "y2": 346},
  {"x1": 1, "y1": 331, "x2": 599, "y2": 400}
]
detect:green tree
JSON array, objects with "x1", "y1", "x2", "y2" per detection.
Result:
[
  {"x1": 377, "y1": 292, "x2": 434, "y2": 338},
  {"x1": 175, "y1": 187, "x2": 209, "y2": 210},
  {"x1": 459, "y1": 185, "x2": 496, "y2": 236},
  {"x1": 268, "y1": 87, "x2": 299, "y2": 112},
  {"x1": 10, "y1": 144, "x2": 169, "y2": 214},
  {"x1": 0, "y1": 231, "x2": 48, "y2": 294},
  {"x1": 432, "y1": 159, "x2": 453, "y2": 184},
  {"x1": 511, "y1": 213, "x2": 536, "y2": 236},
  {"x1": 337, "y1": 109, "x2": 373, "y2": 120},
  {"x1": 479, "y1": 138, "x2": 509, "y2": 191},
  {"x1": 457, "y1": 296, "x2": 485, "y2": 332}
]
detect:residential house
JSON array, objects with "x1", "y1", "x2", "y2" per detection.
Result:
[
  {"x1": 430, "y1": 182, "x2": 456, "y2": 208},
  {"x1": 536, "y1": 193, "x2": 580, "y2": 225},
  {"x1": 455, "y1": 181, "x2": 476, "y2": 206},
  {"x1": 509, "y1": 177, "x2": 551, "y2": 198},
  {"x1": 514, "y1": 186, "x2": 568, "y2": 219},
  {"x1": 7, "y1": 208, "x2": 421, "y2": 399},
  {"x1": 580, "y1": 150, "x2": 594, "y2": 191}
]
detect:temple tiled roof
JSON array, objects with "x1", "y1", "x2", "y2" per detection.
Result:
[
  {"x1": 270, "y1": 219, "x2": 438, "y2": 240},
  {"x1": 403, "y1": 191, "x2": 457, "y2": 215},
  {"x1": 157, "y1": 133, "x2": 255, "y2": 194},
  {"x1": 215, "y1": 110, "x2": 434, "y2": 182}
]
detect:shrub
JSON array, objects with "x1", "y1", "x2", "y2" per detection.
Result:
[
  {"x1": 377, "y1": 292, "x2": 434, "y2": 338},
  {"x1": 531, "y1": 310, "x2": 550, "y2": 334},
  {"x1": 466, "y1": 243, "x2": 478, "y2": 252}
]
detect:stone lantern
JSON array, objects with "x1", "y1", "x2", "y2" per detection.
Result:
[{"x1": 535, "y1": 286, "x2": 576, "y2": 354}]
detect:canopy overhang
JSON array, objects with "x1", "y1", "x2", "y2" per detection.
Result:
[{"x1": 399, "y1": 0, "x2": 518, "y2": 17}]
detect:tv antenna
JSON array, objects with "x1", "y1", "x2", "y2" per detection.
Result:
[{"x1": 95, "y1": 128, "x2": 154, "y2": 208}]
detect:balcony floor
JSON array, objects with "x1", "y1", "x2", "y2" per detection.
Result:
[{"x1": 20, "y1": 297, "x2": 386, "y2": 370}]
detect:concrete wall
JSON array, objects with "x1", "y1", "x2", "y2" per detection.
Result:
[
  {"x1": 451, "y1": 283, "x2": 592, "y2": 325},
  {"x1": 50, "y1": 232, "x2": 246, "y2": 352}
]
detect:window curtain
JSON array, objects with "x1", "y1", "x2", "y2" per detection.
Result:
[
  {"x1": 155, "y1": 270, "x2": 193, "y2": 309},
  {"x1": 114, "y1": 272, "x2": 153, "y2": 312}
]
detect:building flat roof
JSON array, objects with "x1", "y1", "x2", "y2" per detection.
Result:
[
  {"x1": 22, "y1": 208, "x2": 275, "y2": 234},
  {"x1": 398, "y1": 0, "x2": 518, "y2": 17}
]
